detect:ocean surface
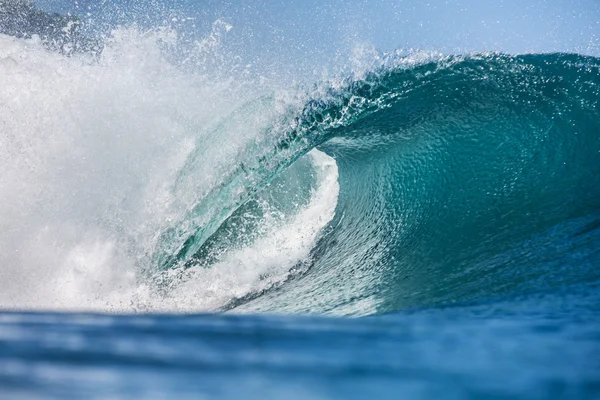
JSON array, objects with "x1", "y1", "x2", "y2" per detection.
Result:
[{"x1": 1, "y1": 1, "x2": 599, "y2": 398}]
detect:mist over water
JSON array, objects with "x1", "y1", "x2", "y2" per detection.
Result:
[{"x1": 0, "y1": 21, "x2": 335, "y2": 312}]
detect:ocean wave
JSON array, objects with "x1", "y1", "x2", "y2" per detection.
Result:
[{"x1": 1, "y1": 26, "x2": 599, "y2": 316}]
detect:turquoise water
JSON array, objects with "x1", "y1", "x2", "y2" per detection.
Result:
[{"x1": 1, "y1": 2, "x2": 600, "y2": 398}]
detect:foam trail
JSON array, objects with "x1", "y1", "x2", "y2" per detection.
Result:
[
  {"x1": 60, "y1": 149, "x2": 338, "y2": 312},
  {"x1": 141, "y1": 149, "x2": 339, "y2": 312}
]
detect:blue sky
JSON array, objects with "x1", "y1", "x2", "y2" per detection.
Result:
[{"x1": 35, "y1": 0, "x2": 600, "y2": 78}]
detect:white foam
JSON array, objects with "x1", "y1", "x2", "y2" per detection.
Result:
[
  {"x1": 140, "y1": 149, "x2": 339, "y2": 312},
  {"x1": 0, "y1": 30, "x2": 337, "y2": 312}
]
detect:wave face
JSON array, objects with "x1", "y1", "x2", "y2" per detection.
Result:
[
  {"x1": 1, "y1": 23, "x2": 600, "y2": 316},
  {"x1": 240, "y1": 52, "x2": 600, "y2": 315}
]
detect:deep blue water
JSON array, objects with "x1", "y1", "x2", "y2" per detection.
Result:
[{"x1": 2, "y1": 282, "x2": 599, "y2": 399}]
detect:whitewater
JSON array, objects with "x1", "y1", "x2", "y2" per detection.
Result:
[
  {"x1": 0, "y1": 28, "x2": 339, "y2": 312},
  {"x1": 1, "y1": 1, "x2": 600, "y2": 398}
]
